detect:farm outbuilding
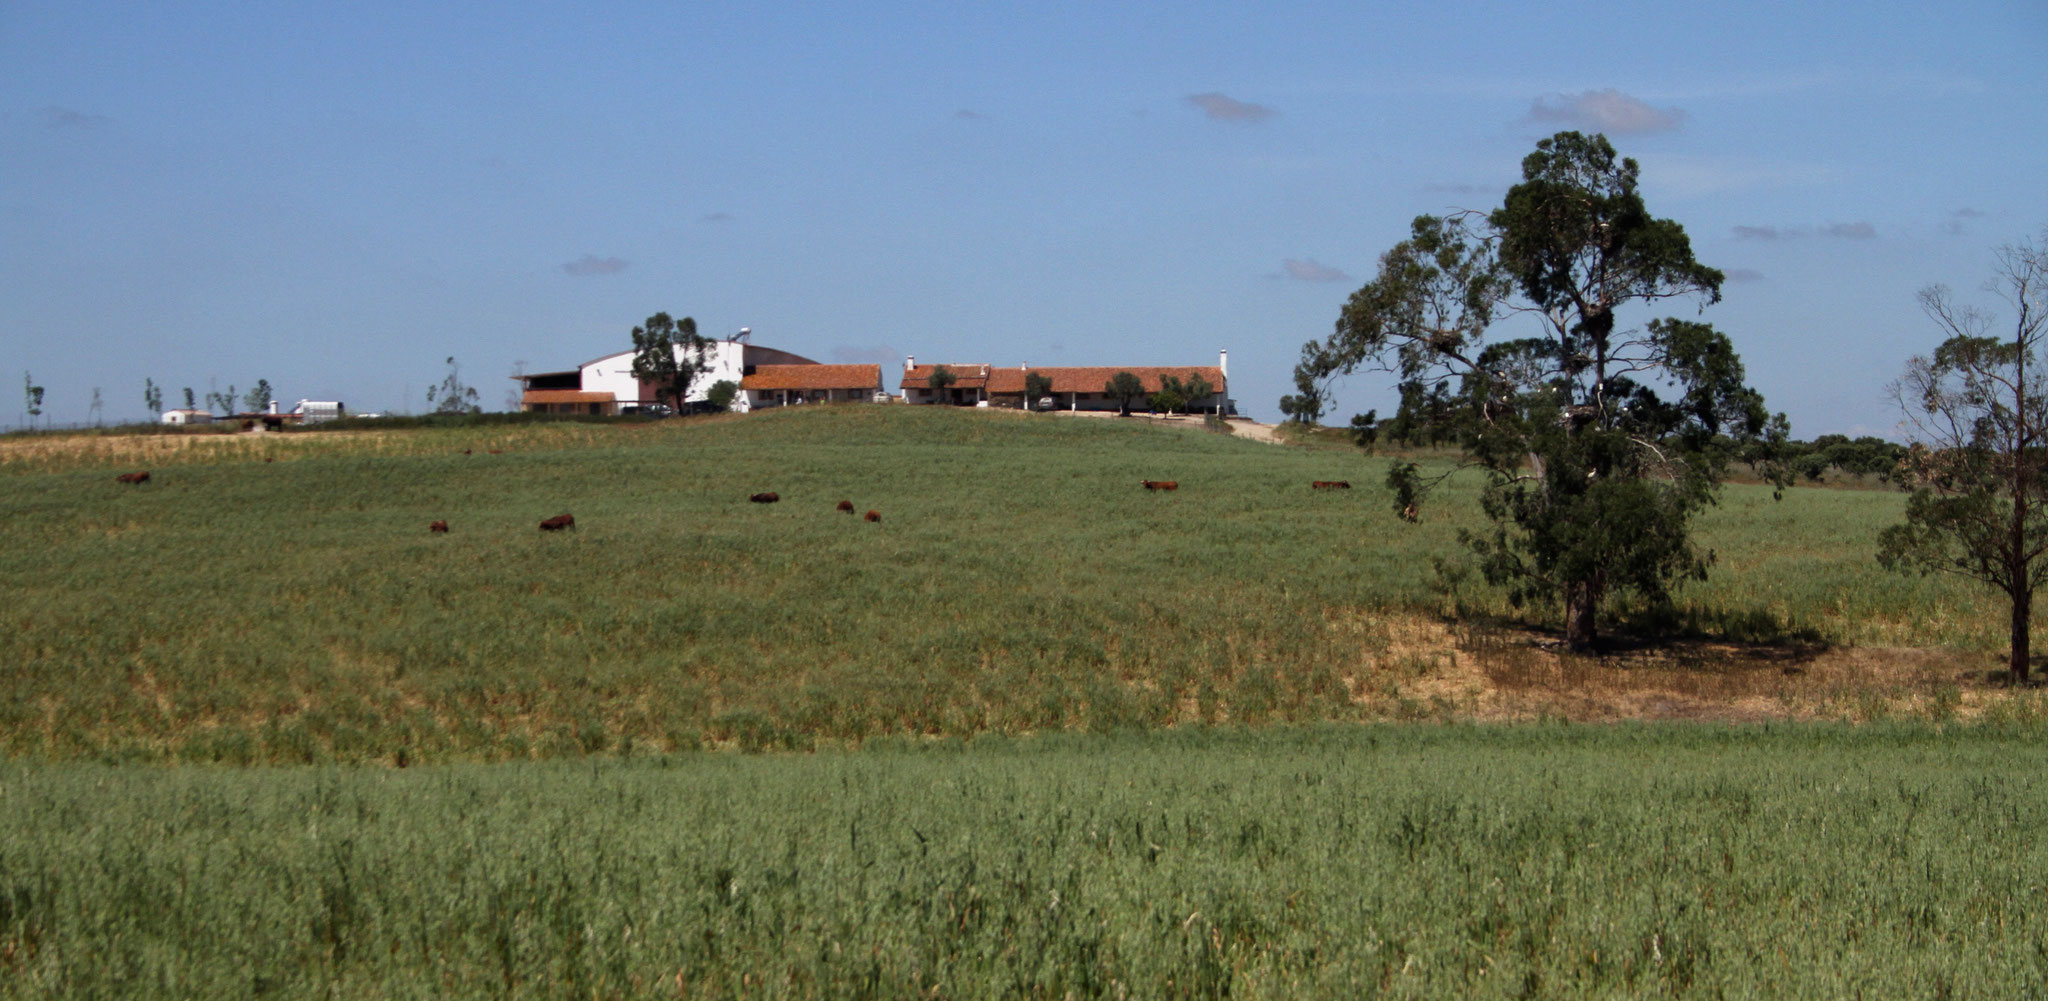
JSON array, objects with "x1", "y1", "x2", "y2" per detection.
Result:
[
  {"x1": 515, "y1": 333, "x2": 827, "y2": 415},
  {"x1": 900, "y1": 351, "x2": 1233, "y2": 413},
  {"x1": 739, "y1": 364, "x2": 885, "y2": 408},
  {"x1": 161, "y1": 409, "x2": 213, "y2": 426},
  {"x1": 291, "y1": 400, "x2": 345, "y2": 424}
]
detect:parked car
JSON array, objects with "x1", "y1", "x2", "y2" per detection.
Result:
[{"x1": 641, "y1": 403, "x2": 675, "y2": 418}]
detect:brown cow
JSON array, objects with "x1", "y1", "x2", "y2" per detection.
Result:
[
  {"x1": 539, "y1": 513, "x2": 575, "y2": 531},
  {"x1": 750, "y1": 492, "x2": 779, "y2": 503},
  {"x1": 115, "y1": 471, "x2": 150, "y2": 484},
  {"x1": 1141, "y1": 480, "x2": 1178, "y2": 491},
  {"x1": 429, "y1": 520, "x2": 449, "y2": 533},
  {"x1": 1311, "y1": 480, "x2": 1352, "y2": 490},
  {"x1": 836, "y1": 499, "x2": 855, "y2": 513},
  {"x1": 863, "y1": 510, "x2": 881, "y2": 522}
]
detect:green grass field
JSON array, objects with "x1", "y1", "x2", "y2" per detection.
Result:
[
  {"x1": 3, "y1": 725, "x2": 2044, "y2": 999},
  {"x1": 0, "y1": 405, "x2": 2014, "y2": 763},
  {"x1": 4, "y1": 408, "x2": 2042, "y2": 997}
]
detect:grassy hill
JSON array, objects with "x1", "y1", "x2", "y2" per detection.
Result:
[{"x1": 0, "y1": 406, "x2": 2020, "y2": 762}]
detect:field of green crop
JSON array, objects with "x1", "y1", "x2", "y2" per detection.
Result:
[
  {"x1": 0, "y1": 406, "x2": 2013, "y2": 763},
  {"x1": 4, "y1": 409, "x2": 2041, "y2": 998},
  {"x1": 3, "y1": 724, "x2": 2043, "y2": 999}
]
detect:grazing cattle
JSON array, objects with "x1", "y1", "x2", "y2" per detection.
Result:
[
  {"x1": 750, "y1": 492, "x2": 779, "y2": 503},
  {"x1": 863, "y1": 510, "x2": 881, "y2": 523},
  {"x1": 836, "y1": 499, "x2": 855, "y2": 513},
  {"x1": 538, "y1": 513, "x2": 575, "y2": 531},
  {"x1": 429, "y1": 520, "x2": 449, "y2": 533},
  {"x1": 115, "y1": 471, "x2": 150, "y2": 484},
  {"x1": 1311, "y1": 480, "x2": 1352, "y2": 490},
  {"x1": 1400, "y1": 503, "x2": 1419, "y2": 523},
  {"x1": 462, "y1": 449, "x2": 472, "y2": 455},
  {"x1": 1141, "y1": 480, "x2": 1178, "y2": 491}
]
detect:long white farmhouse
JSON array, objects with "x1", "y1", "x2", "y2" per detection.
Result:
[{"x1": 899, "y1": 350, "x2": 1234, "y2": 413}]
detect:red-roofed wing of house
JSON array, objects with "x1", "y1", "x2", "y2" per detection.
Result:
[{"x1": 739, "y1": 364, "x2": 885, "y2": 408}]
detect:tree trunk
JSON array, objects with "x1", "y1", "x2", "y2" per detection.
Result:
[
  {"x1": 2012, "y1": 587, "x2": 2033, "y2": 684},
  {"x1": 1564, "y1": 578, "x2": 1600, "y2": 651}
]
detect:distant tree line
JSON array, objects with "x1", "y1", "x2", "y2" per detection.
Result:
[{"x1": 1346, "y1": 391, "x2": 1908, "y2": 484}]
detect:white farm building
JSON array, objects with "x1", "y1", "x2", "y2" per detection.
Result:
[{"x1": 516, "y1": 333, "x2": 880, "y2": 414}]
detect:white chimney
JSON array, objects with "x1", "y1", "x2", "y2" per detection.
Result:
[
  {"x1": 267, "y1": 400, "x2": 278, "y2": 415},
  {"x1": 1219, "y1": 349, "x2": 1228, "y2": 377},
  {"x1": 906, "y1": 355, "x2": 915, "y2": 371}
]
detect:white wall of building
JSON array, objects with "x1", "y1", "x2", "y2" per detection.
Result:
[
  {"x1": 579, "y1": 341, "x2": 756, "y2": 411},
  {"x1": 578, "y1": 340, "x2": 824, "y2": 413}
]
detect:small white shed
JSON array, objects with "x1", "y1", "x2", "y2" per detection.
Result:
[
  {"x1": 161, "y1": 409, "x2": 214, "y2": 426},
  {"x1": 292, "y1": 400, "x2": 345, "y2": 424}
]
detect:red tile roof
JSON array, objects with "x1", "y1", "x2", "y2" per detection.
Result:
[
  {"x1": 983, "y1": 366, "x2": 1226, "y2": 395},
  {"x1": 900, "y1": 364, "x2": 993, "y2": 390},
  {"x1": 741, "y1": 364, "x2": 883, "y2": 391}
]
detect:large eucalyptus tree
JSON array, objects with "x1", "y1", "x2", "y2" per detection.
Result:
[
  {"x1": 630, "y1": 312, "x2": 711, "y2": 413},
  {"x1": 1880, "y1": 234, "x2": 2048, "y2": 681},
  {"x1": 1301, "y1": 131, "x2": 1787, "y2": 649}
]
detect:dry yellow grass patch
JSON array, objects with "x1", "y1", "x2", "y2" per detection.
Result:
[{"x1": 1327, "y1": 608, "x2": 2014, "y2": 723}]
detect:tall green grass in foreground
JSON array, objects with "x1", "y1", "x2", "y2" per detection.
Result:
[
  {"x1": 0, "y1": 407, "x2": 2006, "y2": 761},
  {"x1": 2, "y1": 725, "x2": 2043, "y2": 999}
]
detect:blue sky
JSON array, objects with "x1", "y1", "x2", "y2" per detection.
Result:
[{"x1": 5, "y1": 0, "x2": 2044, "y2": 433}]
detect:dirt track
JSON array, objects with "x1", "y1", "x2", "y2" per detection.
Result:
[{"x1": 1043, "y1": 409, "x2": 1290, "y2": 444}]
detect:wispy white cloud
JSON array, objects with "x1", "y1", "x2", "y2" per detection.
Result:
[
  {"x1": 1187, "y1": 92, "x2": 1278, "y2": 123},
  {"x1": 40, "y1": 105, "x2": 110, "y2": 130},
  {"x1": 1282, "y1": 258, "x2": 1350, "y2": 283},
  {"x1": 1732, "y1": 222, "x2": 1877, "y2": 241},
  {"x1": 561, "y1": 255, "x2": 628, "y2": 276},
  {"x1": 1942, "y1": 207, "x2": 1985, "y2": 235},
  {"x1": 1527, "y1": 88, "x2": 1683, "y2": 134}
]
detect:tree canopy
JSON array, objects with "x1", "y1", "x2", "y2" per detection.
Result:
[
  {"x1": 426, "y1": 357, "x2": 481, "y2": 415},
  {"x1": 1104, "y1": 371, "x2": 1144, "y2": 415},
  {"x1": 1299, "y1": 131, "x2": 1786, "y2": 649},
  {"x1": 925, "y1": 365, "x2": 957, "y2": 403},
  {"x1": 630, "y1": 313, "x2": 710, "y2": 412},
  {"x1": 206, "y1": 385, "x2": 238, "y2": 418},
  {"x1": 1024, "y1": 372, "x2": 1054, "y2": 409},
  {"x1": 1879, "y1": 233, "x2": 2048, "y2": 681}
]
